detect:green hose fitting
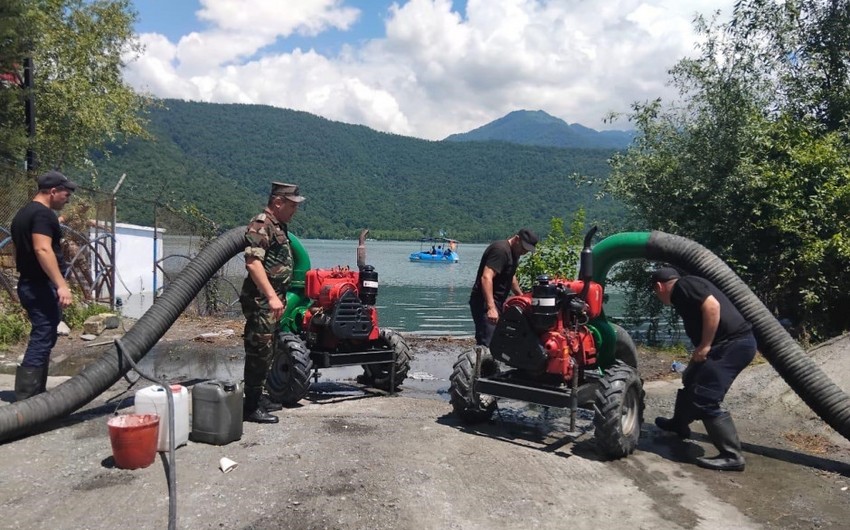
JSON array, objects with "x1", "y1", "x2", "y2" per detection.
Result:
[{"x1": 590, "y1": 232, "x2": 651, "y2": 368}]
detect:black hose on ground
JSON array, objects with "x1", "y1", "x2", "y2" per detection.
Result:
[
  {"x1": 647, "y1": 231, "x2": 850, "y2": 441},
  {"x1": 0, "y1": 227, "x2": 246, "y2": 443}
]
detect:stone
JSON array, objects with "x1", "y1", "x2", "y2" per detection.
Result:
[
  {"x1": 82, "y1": 313, "x2": 121, "y2": 335},
  {"x1": 102, "y1": 313, "x2": 120, "y2": 330},
  {"x1": 83, "y1": 315, "x2": 106, "y2": 336},
  {"x1": 57, "y1": 321, "x2": 71, "y2": 336}
]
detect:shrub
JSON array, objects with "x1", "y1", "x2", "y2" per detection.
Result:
[
  {"x1": 63, "y1": 301, "x2": 112, "y2": 330},
  {"x1": 0, "y1": 310, "x2": 30, "y2": 350}
]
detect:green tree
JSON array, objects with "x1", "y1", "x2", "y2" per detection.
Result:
[
  {"x1": 606, "y1": 2, "x2": 850, "y2": 341},
  {"x1": 0, "y1": 0, "x2": 27, "y2": 164},
  {"x1": 516, "y1": 209, "x2": 586, "y2": 290},
  {"x1": 18, "y1": 0, "x2": 150, "y2": 171}
]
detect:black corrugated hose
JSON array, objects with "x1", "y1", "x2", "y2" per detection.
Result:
[
  {"x1": 0, "y1": 227, "x2": 246, "y2": 443},
  {"x1": 647, "y1": 231, "x2": 850, "y2": 441}
]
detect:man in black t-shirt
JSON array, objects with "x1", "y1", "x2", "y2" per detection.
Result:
[
  {"x1": 469, "y1": 228, "x2": 538, "y2": 346},
  {"x1": 10, "y1": 170, "x2": 77, "y2": 401},
  {"x1": 651, "y1": 266, "x2": 756, "y2": 471}
]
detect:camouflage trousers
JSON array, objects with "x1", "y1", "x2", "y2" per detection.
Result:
[{"x1": 240, "y1": 288, "x2": 285, "y2": 396}]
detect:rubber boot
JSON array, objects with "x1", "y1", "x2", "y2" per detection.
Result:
[
  {"x1": 259, "y1": 394, "x2": 283, "y2": 412},
  {"x1": 39, "y1": 365, "x2": 49, "y2": 394},
  {"x1": 243, "y1": 388, "x2": 279, "y2": 424},
  {"x1": 655, "y1": 389, "x2": 692, "y2": 439},
  {"x1": 14, "y1": 365, "x2": 44, "y2": 401},
  {"x1": 697, "y1": 412, "x2": 746, "y2": 471}
]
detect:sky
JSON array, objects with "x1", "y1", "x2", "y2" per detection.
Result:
[{"x1": 124, "y1": 0, "x2": 736, "y2": 141}]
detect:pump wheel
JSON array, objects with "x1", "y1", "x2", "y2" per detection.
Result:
[
  {"x1": 360, "y1": 329, "x2": 412, "y2": 391},
  {"x1": 449, "y1": 346, "x2": 499, "y2": 423},
  {"x1": 266, "y1": 333, "x2": 314, "y2": 406},
  {"x1": 592, "y1": 360, "x2": 644, "y2": 459}
]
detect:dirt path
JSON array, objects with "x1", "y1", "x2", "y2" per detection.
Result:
[{"x1": 0, "y1": 317, "x2": 848, "y2": 529}]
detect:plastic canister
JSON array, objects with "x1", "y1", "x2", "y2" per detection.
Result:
[
  {"x1": 134, "y1": 384, "x2": 190, "y2": 452},
  {"x1": 190, "y1": 380, "x2": 244, "y2": 445}
]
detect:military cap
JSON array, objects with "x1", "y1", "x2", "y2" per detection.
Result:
[{"x1": 270, "y1": 182, "x2": 306, "y2": 203}]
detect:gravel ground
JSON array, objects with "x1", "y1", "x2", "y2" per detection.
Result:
[{"x1": 0, "y1": 316, "x2": 848, "y2": 529}]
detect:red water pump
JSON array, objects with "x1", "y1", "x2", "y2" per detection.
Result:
[
  {"x1": 490, "y1": 275, "x2": 605, "y2": 383},
  {"x1": 266, "y1": 230, "x2": 412, "y2": 406},
  {"x1": 449, "y1": 226, "x2": 644, "y2": 459}
]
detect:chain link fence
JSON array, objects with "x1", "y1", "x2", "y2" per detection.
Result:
[
  {"x1": 146, "y1": 199, "x2": 244, "y2": 318},
  {"x1": 1, "y1": 163, "x2": 243, "y2": 320}
]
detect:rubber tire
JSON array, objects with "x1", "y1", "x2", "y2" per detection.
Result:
[
  {"x1": 361, "y1": 329, "x2": 412, "y2": 391},
  {"x1": 265, "y1": 333, "x2": 314, "y2": 406},
  {"x1": 612, "y1": 322, "x2": 638, "y2": 368},
  {"x1": 449, "y1": 346, "x2": 499, "y2": 423},
  {"x1": 592, "y1": 360, "x2": 644, "y2": 459}
]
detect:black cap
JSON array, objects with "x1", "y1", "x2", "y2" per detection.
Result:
[
  {"x1": 518, "y1": 228, "x2": 539, "y2": 251},
  {"x1": 37, "y1": 170, "x2": 77, "y2": 191},
  {"x1": 650, "y1": 267, "x2": 681, "y2": 284}
]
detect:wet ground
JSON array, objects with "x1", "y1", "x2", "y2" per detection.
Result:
[{"x1": 1, "y1": 317, "x2": 849, "y2": 529}]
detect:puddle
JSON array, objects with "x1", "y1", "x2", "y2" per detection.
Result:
[{"x1": 50, "y1": 334, "x2": 604, "y2": 435}]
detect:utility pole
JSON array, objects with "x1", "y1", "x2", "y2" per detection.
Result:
[
  {"x1": 23, "y1": 57, "x2": 36, "y2": 172},
  {"x1": 110, "y1": 174, "x2": 127, "y2": 309}
]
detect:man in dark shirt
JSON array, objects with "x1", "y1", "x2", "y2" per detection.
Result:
[
  {"x1": 469, "y1": 228, "x2": 538, "y2": 346},
  {"x1": 651, "y1": 267, "x2": 756, "y2": 471},
  {"x1": 10, "y1": 170, "x2": 76, "y2": 400}
]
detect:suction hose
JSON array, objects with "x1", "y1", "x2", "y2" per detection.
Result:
[
  {"x1": 0, "y1": 227, "x2": 312, "y2": 443},
  {"x1": 591, "y1": 230, "x2": 850, "y2": 442}
]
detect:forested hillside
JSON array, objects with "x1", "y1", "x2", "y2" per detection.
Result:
[{"x1": 82, "y1": 100, "x2": 623, "y2": 241}]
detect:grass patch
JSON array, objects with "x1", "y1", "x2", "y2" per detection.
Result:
[
  {"x1": 0, "y1": 309, "x2": 30, "y2": 350},
  {"x1": 640, "y1": 342, "x2": 690, "y2": 360},
  {"x1": 0, "y1": 292, "x2": 113, "y2": 351},
  {"x1": 0, "y1": 292, "x2": 30, "y2": 350},
  {"x1": 63, "y1": 301, "x2": 112, "y2": 330}
]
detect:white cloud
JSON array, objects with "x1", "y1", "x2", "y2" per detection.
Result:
[
  {"x1": 197, "y1": 0, "x2": 360, "y2": 36},
  {"x1": 123, "y1": 0, "x2": 735, "y2": 140}
]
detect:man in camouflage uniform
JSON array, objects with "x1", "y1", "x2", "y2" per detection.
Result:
[{"x1": 240, "y1": 182, "x2": 305, "y2": 423}]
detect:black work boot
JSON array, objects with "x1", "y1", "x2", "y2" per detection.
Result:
[
  {"x1": 243, "y1": 388, "x2": 279, "y2": 424},
  {"x1": 697, "y1": 412, "x2": 746, "y2": 471},
  {"x1": 39, "y1": 364, "x2": 49, "y2": 394},
  {"x1": 259, "y1": 394, "x2": 283, "y2": 412},
  {"x1": 655, "y1": 389, "x2": 692, "y2": 439},
  {"x1": 15, "y1": 365, "x2": 44, "y2": 401}
]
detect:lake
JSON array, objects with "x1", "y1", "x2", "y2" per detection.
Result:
[
  {"x1": 302, "y1": 239, "x2": 487, "y2": 337},
  {"x1": 125, "y1": 236, "x2": 632, "y2": 338}
]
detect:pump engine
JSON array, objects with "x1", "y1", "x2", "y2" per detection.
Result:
[
  {"x1": 489, "y1": 275, "x2": 604, "y2": 383},
  {"x1": 302, "y1": 266, "x2": 380, "y2": 351}
]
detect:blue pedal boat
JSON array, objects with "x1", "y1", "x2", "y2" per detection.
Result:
[{"x1": 409, "y1": 237, "x2": 459, "y2": 263}]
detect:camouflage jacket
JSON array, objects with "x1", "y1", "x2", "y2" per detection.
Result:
[{"x1": 240, "y1": 207, "x2": 293, "y2": 301}]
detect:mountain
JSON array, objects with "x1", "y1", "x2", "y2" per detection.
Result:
[
  {"x1": 444, "y1": 110, "x2": 635, "y2": 150},
  {"x1": 79, "y1": 100, "x2": 624, "y2": 241}
]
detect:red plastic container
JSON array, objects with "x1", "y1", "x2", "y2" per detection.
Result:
[{"x1": 107, "y1": 414, "x2": 160, "y2": 470}]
